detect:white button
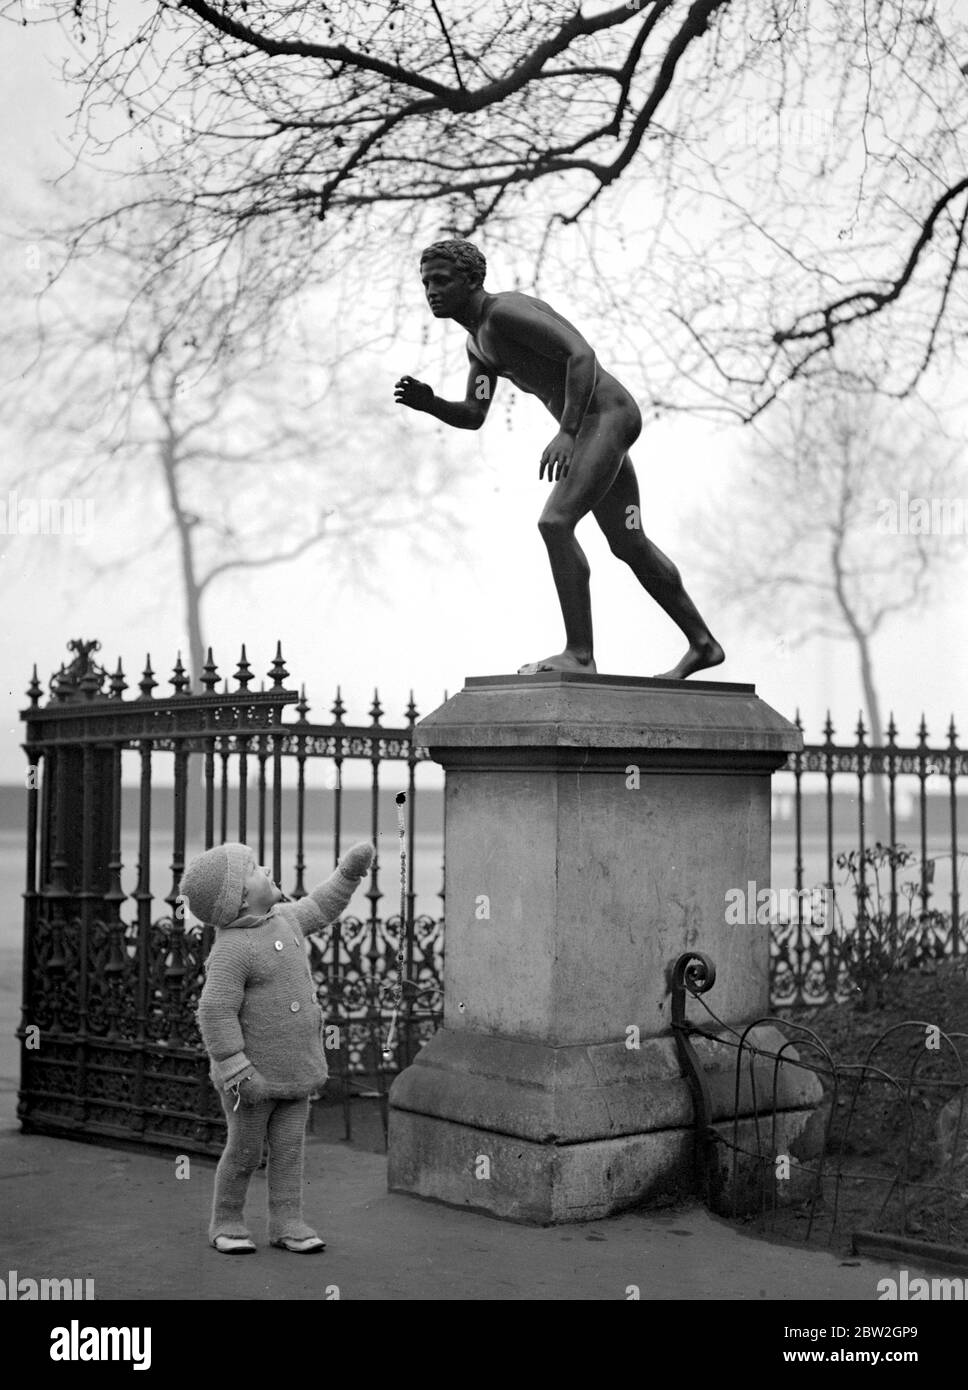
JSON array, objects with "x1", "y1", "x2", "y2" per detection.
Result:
[
  {"x1": 290, "y1": 1001, "x2": 300, "y2": 1012},
  {"x1": 274, "y1": 940, "x2": 284, "y2": 951}
]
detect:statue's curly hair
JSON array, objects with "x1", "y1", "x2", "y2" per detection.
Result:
[{"x1": 419, "y1": 238, "x2": 487, "y2": 286}]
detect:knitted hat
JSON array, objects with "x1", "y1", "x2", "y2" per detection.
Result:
[{"x1": 179, "y1": 843, "x2": 254, "y2": 928}]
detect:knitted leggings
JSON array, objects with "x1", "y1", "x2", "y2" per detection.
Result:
[{"x1": 211, "y1": 1093, "x2": 315, "y2": 1243}]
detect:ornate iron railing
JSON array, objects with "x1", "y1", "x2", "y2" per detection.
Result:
[
  {"x1": 774, "y1": 712, "x2": 967, "y2": 1008},
  {"x1": 17, "y1": 643, "x2": 966, "y2": 1155},
  {"x1": 18, "y1": 639, "x2": 443, "y2": 1156}
]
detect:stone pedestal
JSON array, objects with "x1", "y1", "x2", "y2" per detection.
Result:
[{"x1": 388, "y1": 673, "x2": 818, "y2": 1224}]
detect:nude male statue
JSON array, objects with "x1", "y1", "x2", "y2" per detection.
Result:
[{"x1": 394, "y1": 238, "x2": 724, "y2": 679}]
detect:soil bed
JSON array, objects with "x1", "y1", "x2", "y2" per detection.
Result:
[{"x1": 751, "y1": 959, "x2": 968, "y2": 1255}]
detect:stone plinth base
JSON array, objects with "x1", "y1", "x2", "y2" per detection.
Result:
[
  {"x1": 387, "y1": 673, "x2": 809, "y2": 1224},
  {"x1": 388, "y1": 1024, "x2": 822, "y2": 1224},
  {"x1": 388, "y1": 1107, "x2": 818, "y2": 1225}
]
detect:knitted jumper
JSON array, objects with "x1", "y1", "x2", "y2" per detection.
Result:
[{"x1": 197, "y1": 865, "x2": 363, "y2": 1100}]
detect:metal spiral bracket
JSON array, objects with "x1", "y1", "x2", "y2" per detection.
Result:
[{"x1": 670, "y1": 950, "x2": 720, "y2": 1206}]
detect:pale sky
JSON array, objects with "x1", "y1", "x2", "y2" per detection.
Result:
[{"x1": 2, "y1": 13, "x2": 967, "y2": 786}]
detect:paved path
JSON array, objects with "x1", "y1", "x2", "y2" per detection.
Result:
[
  {"x1": 0, "y1": 1100, "x2": 920, "y2": 1302},
  {"x1": 0, "y1": 946, "x2": 935, "y2": 1303}
]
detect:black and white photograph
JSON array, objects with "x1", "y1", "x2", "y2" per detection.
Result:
[{"x1": 1, "y1": 0, "x2": 968, "y2": 1340}]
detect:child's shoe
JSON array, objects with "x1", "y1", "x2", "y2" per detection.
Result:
[
  {"x1": 211, "y1": 1233, "x2": 257, "y2": 1255},
  {"x1": 270, "y1": 1235, "x2": 326, "y2": 1253},
  {"x1": 269, "y1": 1220, "x2": 326, "y2": 1253}
]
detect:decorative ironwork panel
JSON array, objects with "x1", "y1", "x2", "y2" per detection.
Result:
[
  {"x1": 308, "y1": 912, "x2": 444, "y2": 1076},
  {"x1": 19, "y1": 637, "x2": 447, "y2": 1155}
]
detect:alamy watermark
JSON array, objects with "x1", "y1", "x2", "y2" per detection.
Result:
[
  {"x1": 877, "y1": 1269, "x2": 968, "y2": 1300},
  {"x1": 0, "y1": 491, "x2": 94, "y2": 539},
  {"x1": 50, "y1": 1320, "x2": 150, "y2": 1370},
  {"x1": 722, "y1": 101, "x2": 835, "y2": 153},
  {"x1": 0, "y1": 1269, "x2": 95, "y2": 1299},
  {"x1": 725, "y1": 881, "x2": 832, "y2": 931},
  {"x1": 875, "y1": 491, "x2": 968, "y2": 536}
]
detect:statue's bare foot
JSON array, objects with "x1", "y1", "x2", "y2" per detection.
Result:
[
  {"x1": 517, "y1": 650, "x2": 597, "y2": 675},
  {"x1": 653, "y1": 637, "x2": 725, "y2": 681}
]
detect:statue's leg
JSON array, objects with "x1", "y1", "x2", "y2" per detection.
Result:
[
  {"x1": 592, "y1": 454, "x2": 725, "y2": 679},
  {"x1": 518, "y1": 411, "x2": 633, "y2": 675}
]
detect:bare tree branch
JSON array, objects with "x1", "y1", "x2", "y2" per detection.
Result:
[{"x1": 6, "y1": 0, "x2": 968, "y2": 415}]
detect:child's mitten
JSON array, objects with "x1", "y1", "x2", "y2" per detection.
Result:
[
  {"x1": 339, "y1": 842, "x2": 375, "y2": 881},
  {"x1": 236, "y1": 1069, "x2": 272, "y2": 1106},
  {"x1": 299, "y1": 842, "x2": 376, "y2": 930}
]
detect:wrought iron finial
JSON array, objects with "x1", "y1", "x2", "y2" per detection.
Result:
[
  {"x1": 26, "y1": 664, "x2": 41, "y2": 708},
  {"x1": 234, "y1": 645, "x2": 253, "y2": 691},
  {"x1": 948, "y1": 715, "x2": 958, "y2": 745},
  {"x1": 405, "y1": 689, "x2": 418, "y2": 725},
  {"x1": 200, "y1": 648, "x2": 219, "y2": 694},
  {"x1": 268, "y1": 642, "x2": 289, "y2": 690},
  {"x1": 139, "y1": 656, "x2": 157, "y2": 700},
  {"x1": 50, "y1": 668, "x2": 72, "y2": 703},
  {"x1": 331, "y1": 686, "x2": 345, "y2": 723},
  {"x1": 855, "y1": 711, "x2": 867, "y2": 745},
  {"x1": 171, "y1": 653, "x2": 190, "y2": 695},
  {"x1": 109, "y1": 659, "x2": 127, "y2": 700},
  {"x1": 68, "y1": 638, "x2": 101, "y2": 664},
  {"x1": 79, "y1": 666, "x2": 102, "y2": 700},
  {"x1": 49, "y1": 638, "x2": 107, "y2": 703},
  {"x1": 295, "y1": 685, "x2": 310, "y2": 723},
  {"x1": 887, "y1": 713, "x2": 897, "y2": 745},
  {"x1": 370, "y1": 688, "x2": 384, "y2": 725},
  {"x1": 917, "y1": 714, "x2": 929, "y2": 746},
  {"x1": 823, "y1": 711, "x2": 834, "y2": 743}
]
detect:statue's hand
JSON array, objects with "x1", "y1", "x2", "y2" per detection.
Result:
[
  {"x1": 394, "y1": 375, "x2": 434, "y2": 413},
  {"x1": 540, "y1": 430, "x2": 575, "y2": 482}
]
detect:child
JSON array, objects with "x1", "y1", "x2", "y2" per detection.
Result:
[{"x1": 181, "y1": 839, "x2": 374, "y2": 1254}]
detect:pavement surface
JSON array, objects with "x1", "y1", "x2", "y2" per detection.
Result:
[
  {"x1": 0, "y1": 942, "x2": 942, "y2": 1303},
  {"x1": 0, "y1": 1084, "x2": 935, "y2": 1302}
]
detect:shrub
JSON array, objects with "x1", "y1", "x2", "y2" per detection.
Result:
[{"x1": 827, "y1": 843, "x2": 952, "y2": 1010}]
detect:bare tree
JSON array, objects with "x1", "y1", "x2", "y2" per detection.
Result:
[
  {"x1": 681, "y1": 386, "x2": 965, "y2": 830},
  {"x1": 1, "y1": 196, "x2": 467, "y2": 684},
  {"x1": 9, "y1": 1, "x2": 968, "y2": 413}
]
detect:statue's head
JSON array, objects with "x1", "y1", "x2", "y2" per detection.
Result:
[{"x1": 420, "y1": 238, "x2": 486, "y2": 317}]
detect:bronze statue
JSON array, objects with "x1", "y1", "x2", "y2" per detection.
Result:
[{"x1": 394, "y1": 239, "x2": 724, "y2": 679}]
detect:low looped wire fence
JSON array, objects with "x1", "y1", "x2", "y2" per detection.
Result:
[{"x1": 670, "y1": 951, "x2": 968, "y2": 1255}]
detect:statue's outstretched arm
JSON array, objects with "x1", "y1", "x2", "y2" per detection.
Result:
[{"x1": 394, "y1": 347, "x2": 497, "y2": 431}]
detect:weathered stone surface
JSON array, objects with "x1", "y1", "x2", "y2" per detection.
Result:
[
  {"x1": 389, "y1": 674, "x2": 807, "y2": 1223},
  {"x1": 789, "y1": 1096, "x2": 833, "y2": 1163},
  {"x1": 387, "y1": 1105, "x2": 821, "y2": 1225},
  {"x1": 390, "y1": 1026, "x2": 822, "y2": 1143},
  {"x1": 439, "y1": 763, "x2": 772, "y2": 1040},
  {"x1": 707, "y1": 1110, "x2": 822, "y2": 1218},
  {"x1": 415, "y1": 672, "x2": 801, "y2": 766},
  {"x1": 934, "y1": 1092, "x2": 968, "y2": 1175}
]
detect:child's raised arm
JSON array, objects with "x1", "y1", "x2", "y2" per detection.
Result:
[{"x1": 291, "y1": 842, "x2": 374, "y2": 936}]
